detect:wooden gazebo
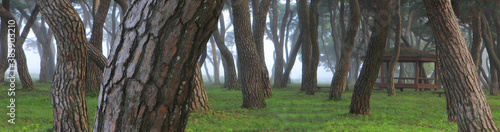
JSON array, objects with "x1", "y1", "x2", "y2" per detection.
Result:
[{"x1": 361, "y1": 47, "x2": 439, "y2": 91}]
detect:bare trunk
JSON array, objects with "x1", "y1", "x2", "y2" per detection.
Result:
[
  {"x1": 189, "y1": 63, "x2": 211, "y2": 112},
  {"x1": 386, "y1": 0, "x2": 401, "y2": 96},
  {"x1": 250, "y1": 0, "x2": 273, "y2": 98},
  {"x1": 349, "y1": 0, "x2": 390, "y2": 115},
  {"x1": 424, "y1": 0, "x2": 498, "y2": 130},
  {"x1": 93, "y1": 0, "x2": 223, "y2": 131},
  {"x1": 329, "y1": 0, "x2": 360, "y2": 100}
]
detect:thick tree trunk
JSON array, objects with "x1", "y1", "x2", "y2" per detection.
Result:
[
  {"x1": 250, "y1": 0, "x2": 272, "y2": 98},
  {"x1": 213, "y1": 31, "x2": 238, "y2": 90},
  {"x1": 309, "y1": 0, "x2": 320, "y2": 95},
  {"x1": 35, "y1": 0, "x2": 91, "y2": 130},
  {"x1": 386, "y1": 0, "x2": 401, "y2": 97},
  {"x1": 424, "y1": 0, "x2": 498, "y2": 131},
  {"x1": 93, "y1": 0, "x2": 223, "y2": 131},
  {"x1": 349, "y1": 0, "x2": 390, "y2": 115},
  {"x1": 189, "y1": 63, "x2": 211, "y2": 112},
  {"x1": 297, "y1": 0, "x2": 315, "y2": 94},
  {"x1": 329, "y1": 0, "x2": 360, "y2": 100},
  {"x1": 232, "y1": 0, "x2": 267, "y2": 108}
]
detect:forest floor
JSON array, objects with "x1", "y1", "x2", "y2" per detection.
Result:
[{"x1": 1, "y1": 83, "x2": 500, "y2": 131}]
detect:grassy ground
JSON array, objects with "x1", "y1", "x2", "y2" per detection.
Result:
[{"x1": 1, "y1": 83, "x2": 500, "y2": 131}]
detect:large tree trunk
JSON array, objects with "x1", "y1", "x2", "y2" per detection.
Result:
[
  {"x1": 232, "y1": 0, "x2": 267, "y2": 108},
  {"x1": 189, "y1": 63, "x2": 211, "y2": 112},
  {"x1": 309, "y1": 0, "x2": 320, "y2": 95},
  {"x1": 329, "y1": 0, "x2": 360, "y2": 100},
  {"x1": 93, "y1": 0, "x2": 223, "y2": 131},
  {"x1": 424, "y1": 0, "x2": 498, "y2": 131},
  {"x1": 297, "y1": 0, "x2": 317, "y2": 95},
  {"x1": 349, "y1": 0, "x2": 390, "y2": 115},
  {"x1": 35, "y1": 0, "x2": 91, "y2": 130},
  {"x1": 250, "y1": 0, "x2": 272, "y2": 98},
  {"x1": 386, "y1": 0, "x2": 401, "y2": 97}
]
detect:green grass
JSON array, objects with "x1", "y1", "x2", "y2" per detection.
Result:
[{"x1": 1, "y1": 83, "x2": 500, "y2": 131}]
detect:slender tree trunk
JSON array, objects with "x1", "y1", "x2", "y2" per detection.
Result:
[
  {"x1": 93, "y1": 0, "x2": 223, "y2": 131},
  {"x1": 213, "y1": 31, "x2": 238, "y2": 90},
  {"x1": 281, "y1": 32, "x2": 302, "y2": 87},
  {"x1": 272, "y1": 0, "x2": 289, "y2": 88},
  {"x1": 386, "y1": 0, "x2": 401, "y2": 96},
  {"x1": 86, "y1": 0, "x2": 111, "y2": 92},
  {"x1": 232, "y1": 0, "x2": 267, "y2": 108},
  {"x1": 349, "y1": 0, "x2": 391, "y2": 115},
  {"x1": 210, "y1": 38, "x2": 221, "y2": 85},
  {"x1": 329, "y1": 0, "x2": 360, "y2": 100},
  {"x1": 0, "y1": 0, "x2": 10, "y2": 84},
  {"x1": 424, "y1": 0, "x2": 498, "y2": 131},
  {"x1": 0, "y1": 3, "x2": 36, "y2": 89},
  {"x1": 470, "y1": 12, "x2": 482, "y2": 67}
]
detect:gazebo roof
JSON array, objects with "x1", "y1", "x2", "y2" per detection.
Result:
[{"x1": 361, "y1": 47, "x2": 436, "y2": 62}]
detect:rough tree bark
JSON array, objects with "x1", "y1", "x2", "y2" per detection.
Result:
[
  {"x1": 86, "y1": 0, "x2": 111, "y2": 92},
  {"x1": 93, "y1": 0, "x2": 224, "y2": 131},
  {"x1": 189, "y1": 63, "x2": 211, "y2": 111},
  {"x1": 424, "y1": 0, "x2": 498, "y2": 131},
  {"x1": 297, "y1": 0, "x2": 318, "y2": 95},
  {"x1": 329, "y1": 0, "x2": 361, "y2": 100},
  {"x1": 386, "y1": 0, "x2": 401, "y2": 97},
  {"x1": 250, "y1": 0, "x2": 272, "y2": 98},
  {"x1": 232, "y1": 0, "x2": 267, "y2": 108},
  {"x1": 349, "y1": 0, "x2": 391, "y2": 115},
  {"x1": 35, "y1": 0, "x2": 91, "y2": 130}
]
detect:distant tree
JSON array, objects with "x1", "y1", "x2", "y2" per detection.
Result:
[
  {"x1": 423, "y1": 0, "x2": 498, "y2": 131},
  {"x1": 93, "y1": 0, "x2": 224, "y2": 131},
  {"x1": 213, "y1": 17, "x2": 238, "y2": 90},
  {"x1": 232, "y1": 0, "x2": 268, "y2": 108},
  {"x1": 385, "y1": 0, "x2": 401, "y2": 97},
  {"x1": 329, "y1": 0, "x2": 361, "y2": 100},
  {"x1": 349, "y1": 0, "x2": 391, "y2": 115},
  {"x1": 0, "y1": 1, "x2": 36, "y2": 89}
]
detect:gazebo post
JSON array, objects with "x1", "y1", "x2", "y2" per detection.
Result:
[
  {"x1": 415, "y1": 62, "x2": 420, "y2": 91},
  {"x1": 381, "y1": 62, "x2": 385, "y2": 90}
]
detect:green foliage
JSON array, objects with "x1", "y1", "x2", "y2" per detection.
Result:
[{"x1": 1, "y1": 83, "x2": 500, "y2": 131}]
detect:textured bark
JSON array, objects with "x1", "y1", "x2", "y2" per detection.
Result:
[
  {"x1": 213, "y1": 30, "x2": 237, "y2": 90},
  {"x1": 189, "y1": 63, "x2": 211, "y2": 112},
  {"x1": 86, "y1": 0, "x2": 111, "y2": 92},
  {"x1": 349, "y1": 0, "x2": 391, "y2": 115},
  {"x1": 386, "y1": 0, "x2": 401, "y2": 97},
  {"x1": 424, "y1": 0, "x2": 498, "y2": 131},
  {"x1": 92, "y1": 0, "x2": 223, "y2": 131},
  {"x1": 250, "y1": 0, "x2": 272, "y2": 98},
  {"x1": 297, "y1": 0, "x2": 314, "y2": 94},
  {"x1": 329, "y1": 0, "x2": 360, "y2": 100},
  {"x1": 308, "y1": 0, "x2": 320, "y2": 95},
  {"x1": 232, "y1": 0, "x2": 267, "y2": 108},
  {"x1": 35, "y1": 0, "x2": 90, "y2": 130},
  {"x1": 0, "y1": 3, "x2": 35, "y2": 90},
  {"x1": 470, "y1": 12, "x2": 482, "y2": 68}
]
